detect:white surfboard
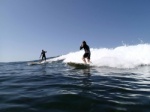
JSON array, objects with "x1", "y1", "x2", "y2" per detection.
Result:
[{"x1": 27, "y1": 61, "x2": 47, "y2": 65}]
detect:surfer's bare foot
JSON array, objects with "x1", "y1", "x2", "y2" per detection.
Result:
[{"x1": 88, "y1": 61, "x2": 92, "y2": 64}]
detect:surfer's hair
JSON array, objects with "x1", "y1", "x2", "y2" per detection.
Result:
[{"x1": 83, "y1": 41, "x2": 86, "y2": 44}]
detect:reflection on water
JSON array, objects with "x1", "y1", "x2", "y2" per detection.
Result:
[
  {"x1": 82, "y1": 69, "x2": 92, "y2": 88},
  {"x1": 82, "y1": 68, "x2": 91, "y2": 76},
  {"x1": 40, "y1": 64, "x2": 47, "y2": 75}
]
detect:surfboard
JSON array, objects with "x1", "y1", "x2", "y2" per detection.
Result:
[
  {"x1": 67, "y1": 62, "x2": 90, "y2": 69},
  {"x1": 27, "y1": 61, "x2": 47, "y2": 65}
]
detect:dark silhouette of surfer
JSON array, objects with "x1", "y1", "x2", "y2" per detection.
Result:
[
  {"x1": 80, "y1": 41, "x2": 91, "y2": 64},
  {"x1": 40, "y1": 50, "x2": 47, "y2": 61}
]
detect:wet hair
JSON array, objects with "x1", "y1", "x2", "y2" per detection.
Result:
[
  {"x1": 83, "y1": 41, "x2": 86, "y2": 45},
  {"x1": 83, "y1": 41, "x2": 86, "y2": 44}
]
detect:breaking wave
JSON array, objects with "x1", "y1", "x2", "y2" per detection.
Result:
[{"x1": 48, "y1": 44, "x2": 150, "y2": 68}]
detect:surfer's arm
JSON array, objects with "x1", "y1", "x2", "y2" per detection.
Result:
[
  {"x1": 80, "y1": 44, "x2": 83, "y2": 50},
  {"x1": 39, "y1": 53, "x2": 42, "y2": 58}
]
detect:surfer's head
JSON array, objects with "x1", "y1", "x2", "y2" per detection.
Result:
[{"x1": 83, "y1": 41, "x2": 86, "y2": 45}]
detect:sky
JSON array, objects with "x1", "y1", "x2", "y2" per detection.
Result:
[{"x1": 1, "y1": 0, "x2": 150, "y2": 62}]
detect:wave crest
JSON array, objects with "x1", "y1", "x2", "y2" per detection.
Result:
[{"x1": 48, "y1": 44, "x2": 150, "y2": 68}]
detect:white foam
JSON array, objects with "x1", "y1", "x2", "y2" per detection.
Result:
[{"x1": 47, "y1": 44, "x2": 150, "y2": 68}]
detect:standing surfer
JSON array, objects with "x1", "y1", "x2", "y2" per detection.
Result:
[
  {"x1": 40, "y1": 50, "x2": 47, "y2": 62},
  {"x1": 80, "y1": 41, "x2": 91, "y2": 64}
]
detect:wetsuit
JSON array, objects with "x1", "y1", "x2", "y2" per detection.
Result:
[
  {"x1": 80, "y1": 44, "x2": 90, "y2": 59},
  {"x1": 41, "y1": 51, "x2": 46, "y2": 61}
]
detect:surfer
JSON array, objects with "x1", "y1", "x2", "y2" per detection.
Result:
[
  {"x1": 80, "y1": 41, "x2": 91, "y2": 64},
  {"x1": 40, "y1": 50, "x2": 47, "y2": 61}
]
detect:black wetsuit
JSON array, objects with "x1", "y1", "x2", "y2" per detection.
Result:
[
  {"x1": 80, "y1": 44, "x2": 90, "y2": 59},
  {"x1": 41, "y1": 51, "x2": 46, "y2": 61}
]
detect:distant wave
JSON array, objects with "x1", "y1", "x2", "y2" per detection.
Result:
[{"x1": 47, "y1": 44, "x2": 150, "y2": 68}]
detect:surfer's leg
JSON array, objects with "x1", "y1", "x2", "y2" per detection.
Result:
[
  {"x1": 86, "y1": 59, "x2": 92, "y2": 64},
  {"x1": 44, "y1": 56, "x2": 46, "y2": 61},
  {"x1": 42, "y1": 56, "x2": 45, "y2": 62},
  {"x1": 82, "y1": 57, "x2": 87, "y2": 64},
  {"x1": 87, "y1": 59, "x2": 90, "y2": 63},
  {"x1": 83, "y1": 53, "x2": 87, "y2": 64},
  {"x1": 87, "y1": 53, "x2": 91, "y2": 63}
]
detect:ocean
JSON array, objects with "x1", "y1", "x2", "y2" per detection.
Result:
[{"x1": 0, "y1": 44, "x2": 150, "y2": 112}]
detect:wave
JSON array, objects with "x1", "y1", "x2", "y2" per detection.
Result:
[{"x1": 47, "y1": 44, "x2": 150, "y2": 68}]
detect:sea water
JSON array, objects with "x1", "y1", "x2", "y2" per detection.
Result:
[{"x1": 0, "y1": 44, "x2": 150, "y2": 112}]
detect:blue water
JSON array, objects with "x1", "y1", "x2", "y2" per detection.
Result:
[{"x1": 0, "y1": 60, "x2": 150, "y2": 112}]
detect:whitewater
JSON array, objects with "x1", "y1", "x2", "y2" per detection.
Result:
[{"x1": 47, "y1": 44, "x2": 150, "y2": 68}]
